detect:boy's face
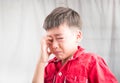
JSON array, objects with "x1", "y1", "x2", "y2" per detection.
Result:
[{"x1": 46, "y1": 23, "x2": 82, "y2": 61}]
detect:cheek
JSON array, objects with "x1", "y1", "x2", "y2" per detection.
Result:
[
  {"x1": 64, "y1": 39, "x2": 74, "y2": 46},
  {"x1": 48, "y1": 44, "x2": 53, "y2": 52},
  {"x1": 60, "y1": 41, "x2": 71, "y2": 51},
  {"x1": 63, "y1": 40, "x2": 76, "y2": 51}
]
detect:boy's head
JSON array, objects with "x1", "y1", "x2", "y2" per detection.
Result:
[
  {"x1": 43, "y1": 7, "x2": 82, "y2": 30},
  {"x1": 43, "y1": 7, "x2": 82, "y2": 62}
]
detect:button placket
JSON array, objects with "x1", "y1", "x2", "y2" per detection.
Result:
[{"x1": 58, "y1": 72, "x2": 62, "y2": 76}]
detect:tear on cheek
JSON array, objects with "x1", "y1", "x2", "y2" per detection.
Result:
[{"x1": 47, "y1": 48, "x2": 51, "y2": 53}]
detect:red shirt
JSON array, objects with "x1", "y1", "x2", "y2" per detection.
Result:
[{"x1": 44, "y1": 46, "x2": 118, "y2": 83}]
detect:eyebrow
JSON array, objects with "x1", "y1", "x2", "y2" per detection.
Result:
[
  {"x1": 47, "y1": 33, "x2": 63, "y2": 37},
  {"x1": 54, "y1": 33, "x2": 63, "y2": 36}
]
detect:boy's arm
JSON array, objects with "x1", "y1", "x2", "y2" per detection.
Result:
[
  {"x1": 32, "y1": 59, "x2": 46, "y2": 83},
  {"x1": 32, "y1": 37, "x2": 51, "y2": 83}
]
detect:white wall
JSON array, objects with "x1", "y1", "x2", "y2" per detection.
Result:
[{"x1": 0, "y1": 0, "x2": 120, "y2": 82}]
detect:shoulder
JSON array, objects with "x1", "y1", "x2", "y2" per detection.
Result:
[
  {"x1": 77, "y1": 46, "x2": 104, "y2": 63},
  {"x1": 78, "y1": 51, "x2": 107, "y2": 68},
  {"x1": 79, "y1": 51, "x2": 104, "y2": 62},
  {"x1": 45, "y1": 57, "x2": 58, "y2": 73},
  {"x1": 81, "y1": 52, "x2": 109, "y2": 72},
  {"x1": 45, "y1": 57, "x2": 60, "y2": 68},
  {"x1": 48, "y1": 57, "x2": 60, "y2": 63},
  {"x1": 83, "y1": 52, "x2": 118, "y2": 82}
]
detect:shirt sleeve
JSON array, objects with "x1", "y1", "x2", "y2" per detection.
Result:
[{"x1": 88, "y1": 55, "x2": 118, "y2": 83}]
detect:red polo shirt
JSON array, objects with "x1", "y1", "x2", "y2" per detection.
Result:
[{"x1": 44, "y1": 46, "x2": 118, "y2": 83}]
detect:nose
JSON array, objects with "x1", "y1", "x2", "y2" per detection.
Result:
[{"x1": 52, "y1": 40, "x2": 59, "y2": 49}]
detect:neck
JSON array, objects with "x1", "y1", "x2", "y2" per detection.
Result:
[
  {"x1": 62, "y1": 46, "x2": 78, "y2": 65},
  {"x1": 61, "y1": 54, "x2": 73, "y2": 65}
]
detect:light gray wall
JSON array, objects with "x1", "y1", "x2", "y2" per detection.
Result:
[{"x1": 0, "y1": 0, "x2": 120, "y2": 82}]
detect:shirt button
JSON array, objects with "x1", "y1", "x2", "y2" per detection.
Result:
[{"x1": 58, "y1": 72, "x2": 62, "y2": 76}]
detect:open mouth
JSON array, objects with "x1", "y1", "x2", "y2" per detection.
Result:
[{"x1": 54, "y1": 51, "x2": 62, "y2": 55}]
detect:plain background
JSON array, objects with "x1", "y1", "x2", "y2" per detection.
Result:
[{"x1": 0, "y1": 0, "x2": 120, "y2": 82}]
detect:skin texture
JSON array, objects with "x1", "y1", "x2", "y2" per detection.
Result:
[{"x1": 32, "y1": 23, "x2": 82, "y2": 83}]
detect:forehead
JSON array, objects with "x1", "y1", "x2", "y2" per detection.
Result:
[{"x1": 46, "y1": 24, "x2": 73, "y2": 37}]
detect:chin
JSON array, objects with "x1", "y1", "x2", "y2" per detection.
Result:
[{"x1": 56, "y1": 55, "x2": 64, "y2": 60}]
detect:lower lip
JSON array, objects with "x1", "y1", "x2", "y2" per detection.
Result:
[{"x1": 54, "y1": 52, "x2": 62, "y2": 55}]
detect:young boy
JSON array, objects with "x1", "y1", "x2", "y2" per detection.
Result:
[{"x1": 32, "y1": 7, "x2": 118, "y2": 83}]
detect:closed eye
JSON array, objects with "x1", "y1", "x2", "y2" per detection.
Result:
[
  {"x1": 57, "y1": 38, "x2": 63, "y2": 39},
  {"x1": 47, "y1": 39, "x2": 53, "y2": 43}
]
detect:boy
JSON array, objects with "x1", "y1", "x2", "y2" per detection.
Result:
[{"x1": 32, "y1": 7, "x2": 118, "y2": 83}]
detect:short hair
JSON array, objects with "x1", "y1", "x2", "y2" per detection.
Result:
[{"x1": 43, "y1": 7, "x2": 82, "y2": 30}]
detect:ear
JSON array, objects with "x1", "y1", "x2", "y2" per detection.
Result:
[{"x1": 76, "y1": 30, "x2": 82, "y2": 42}]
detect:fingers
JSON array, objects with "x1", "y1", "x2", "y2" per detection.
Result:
[
  {"x1": 47, "y1": 47, "x2": 52, "y2": 56},
  {"x1": 41, "y1": 36, "x2": 53, "y2": 56}
]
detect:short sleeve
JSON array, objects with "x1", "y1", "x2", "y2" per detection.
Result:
[{"x1": 88, "y1": 55, "x2": 118, "y2": 83}]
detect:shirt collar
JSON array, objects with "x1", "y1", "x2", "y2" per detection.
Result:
[{"x1": 73, "y1": 46, "x2": 84, "y2": 59}]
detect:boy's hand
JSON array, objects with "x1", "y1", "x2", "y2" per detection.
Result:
[
  {"x1": 40, "y1": 36, "x2": 52, "y2": 63},
  {"x1": 32, "y1": 36, "x2": 53, "y2": 83}
]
